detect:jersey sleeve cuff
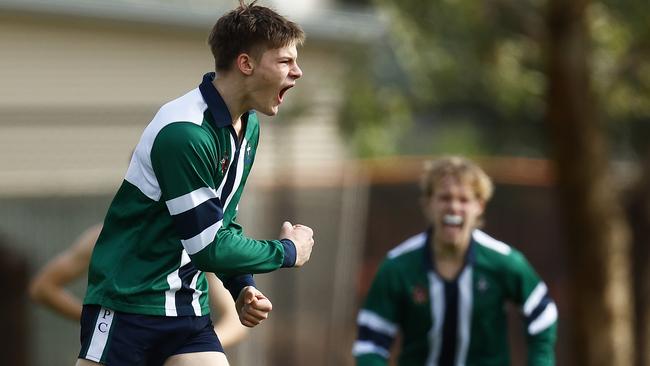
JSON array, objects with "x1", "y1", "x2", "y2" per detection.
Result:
[
  {"x1": 222, "y1": 274, "x2": 256, "y2": 300},
  {"x1": 280, "y1": 239, "x2": 297, "y2": 267}
]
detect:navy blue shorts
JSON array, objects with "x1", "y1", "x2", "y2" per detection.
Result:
[{"x1": 78, "y1": 304, "x2": 224, "y2": 365}]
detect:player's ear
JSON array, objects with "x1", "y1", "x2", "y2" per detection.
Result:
[
  {"x1": 236, "y1": 53, "x2": 255, "y2": 76},
  {"x1": 477, "y1": 198, "x2": 486, "y2": 216}
]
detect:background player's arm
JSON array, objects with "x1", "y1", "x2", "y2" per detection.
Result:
[
  {"x1": 507, "y1": 251, "x2": 558, "y2": 366},
  {"x1": 206, "y1": 273, "x2": 249, "y2": 348},
  {"x1": 28, "y1": 224, "x2": 101, "y2": 321},
  {"x1": 353, "y1": 260, "x2": 401, "y2": 366}
]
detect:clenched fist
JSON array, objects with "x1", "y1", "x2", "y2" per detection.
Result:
[
  {"x1": 235, "y1": 286, "x2": 272, "y2": 328},
  {"x1": 279, "y1": 221, "x2": 314, "y2": 267}
]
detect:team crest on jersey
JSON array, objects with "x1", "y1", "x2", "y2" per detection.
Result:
[
  {"x1": 412, "y1": 285, "x2": 428, "y2": 304},
  {"x1": 220, "y1": 156, "x2": 229, "y2": 175}
]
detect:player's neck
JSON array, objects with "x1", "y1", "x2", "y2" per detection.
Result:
[
  {"x1": 432, "y1": 239, "x2": 468, "y2": 280},
  {"x1": 213, "y1": 76, "x2": 246, "y2": 127},
  {"x1": 432, "y1": 238, "x2": 468, "y2": 261}
]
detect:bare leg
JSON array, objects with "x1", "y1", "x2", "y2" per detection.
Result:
[
  {"x1": 75, "y1": 359, "x2": 103, "y2": 366},
  {"x1": 163, "y1": 352, "x2": 229, "y2": 366}
]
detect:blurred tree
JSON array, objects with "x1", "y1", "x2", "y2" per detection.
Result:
[
  {"x1": 340, "y1": 0, "x2": 549, "y2": 157},
  {"x1": 338, "y1": 46, "x2": 412, "y2": 157},
  {"x1": 625, "y1": 150, "x2": 650, "y2": 366},
  {"x1": 339, "y1": 0, "x2": 650, "y2": 159},
  {"x1": 545, "y1": 0, "x2": 634, "y2": 365}
]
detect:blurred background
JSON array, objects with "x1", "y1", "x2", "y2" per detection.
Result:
[{"x1": 0, "y1": 0, "x2": 648, "y2": 365}]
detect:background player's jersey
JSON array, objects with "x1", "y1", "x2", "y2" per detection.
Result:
[
  {"x1": 353, "y1": 229, "x2": 558, "y2": 366},
  {"x1": 84, "y1": 73, "x2": 294, "y2": 317}
]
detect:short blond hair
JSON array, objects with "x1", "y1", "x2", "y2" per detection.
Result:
[{"x1": 420, "y1": 156, "x2": 494, "y2": 203}]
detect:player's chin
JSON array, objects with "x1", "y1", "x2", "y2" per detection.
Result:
[{"x1": 257, "y1": 104, "x2": 279, "y2": 116}]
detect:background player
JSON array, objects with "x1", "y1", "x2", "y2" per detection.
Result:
[{"x1": 353, "y1": 156, "x2": 558, "y2": 365}]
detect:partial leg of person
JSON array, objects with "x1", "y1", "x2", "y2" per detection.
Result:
[{"x1": 163, "y1": 352, "x2": 229, "y2": 366}]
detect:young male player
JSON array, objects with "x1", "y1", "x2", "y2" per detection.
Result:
[
  {"x1": 76, "y1": 2, "x2": 314, "y2": 365},
  {"x1": 353, "y1": 156, "x2": 557, "y2": 365}
]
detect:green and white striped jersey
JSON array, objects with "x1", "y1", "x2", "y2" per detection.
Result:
[
  {"x1": 353, "y1": 229, "x2": 557, "y2": 366},
  {"x1": 84, "y1": 73, "x2": 295, "y2": 317}
]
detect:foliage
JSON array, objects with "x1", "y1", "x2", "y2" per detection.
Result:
[
  {"x1": 338, "y1": 47, "x2": 412, "y2": 157},
  {"x1": 339, "y1": 0, "x2": 650, "y2": 158}
]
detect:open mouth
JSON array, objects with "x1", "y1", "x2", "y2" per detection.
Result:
[
  {"x1": 278, "y1": 84, "x2": 294, "y2": 103},
  {"x1": 442, "y1": 214, "x2": 463, "y2": 227}
]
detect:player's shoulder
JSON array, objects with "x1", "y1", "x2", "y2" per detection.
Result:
[
  {"x1": 139, "y1": 88, "x2": 210, "y2": 147},
  {"x1": 472, "y1": 229, "x2": 528, "y2": 269},
  {"x1": 386, "y1": 232, "x2": 427, "y2": 263},
  {"x1": 156, "y1": 88, "x2": 208, "y2": 126},
  {"x1": 472, "y1": 230, "x2": 513, "y2": 256}
]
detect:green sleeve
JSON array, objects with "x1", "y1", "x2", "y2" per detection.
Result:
[
  {"x1": 362, "y1": 260, "x2": 402, "y2": 323},
  {"x1": 354, "y1": 259, "x2": 401, "y2": 366},
  {"x1": 505, "y1": 250, "x2": 558, "y2": 366},
  {"x1": 527, "y1": 322, "x2": 557, "y2": 366},
  {"x1": 151, "y1": 122, "x2": 291, "y2": 275},
  {"x1": 356, "y1": 354, "x2": 389, "y2": 366}
]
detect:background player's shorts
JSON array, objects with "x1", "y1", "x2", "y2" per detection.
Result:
[{"x1": 78, "y1": 304, "x2": 224, "y2": 365}]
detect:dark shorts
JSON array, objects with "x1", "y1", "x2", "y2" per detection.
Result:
[{"x1": 78, "y1": 304, "x2": 224, "y2": 366}]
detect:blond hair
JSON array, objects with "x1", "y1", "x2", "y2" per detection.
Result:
[{"x1": 420, "y1": 156, "x2": 494, "y2": 203}]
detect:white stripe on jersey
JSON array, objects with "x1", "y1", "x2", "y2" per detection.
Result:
[
  {"x1": 523, "y1": 282, "x2": 548, "y2": 316},
  {"x1": 528, "y1": 302, "x2": 558, "y2": 335},
  {"x1": 222, "y1": 137, "x2": 248, "y2": 210},
  {"x1": 387, "y1": 232, "x2": 427, "y2": 259},
  {"x1": 166, "y1": 187, "x2": 219, "y2": 215},
  {"x1": 164, "y1": 250, "x2": 191, "y2": 316},
  {"x1": 357, "y1": 309, "x2": 398, "y2": 337},
  {"x1": 190, "y1": 271, "x2": 203, "y2": 316},
  {"x1": 126, "y1": 88, "x2": 207, "y2": 201},
  {"x1": 455, "y1": 267, "x2": 473, "y2": 366},
  {"x1": 472, "y1": 229, "x2": 512, "y2": 255},
  {"x1": 352, "y1": 340, "x2": 391, "y2": 358},
  {"x1": 181, "y1": 220, "x2": 223, "y2": 255},
  {"x1": 426, "y1": 273, "x2": 445, "y2": 366},
  {"x1": 85, "y1": 307, "x2": 115, "y2": 362}
]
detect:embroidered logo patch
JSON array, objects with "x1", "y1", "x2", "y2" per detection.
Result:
[
  {"x1": 412, "y1": 285, "x2": 428, "y2": 304},
  {"x1": 220, "y1": 156, "x2": 230, "y2": 175}
]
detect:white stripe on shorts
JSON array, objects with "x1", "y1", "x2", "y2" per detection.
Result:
[{"x1": 86, "y1": 307, "x2": 115, "y2": 362}]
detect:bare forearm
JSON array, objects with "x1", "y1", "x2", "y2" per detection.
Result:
[{"x1": 32, "y1": 286, "x2": 82, "y2": 321}]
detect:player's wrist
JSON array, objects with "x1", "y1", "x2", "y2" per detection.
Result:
[
  {"x1": 280, "y1": 238, "x2": 296, "y2": 267},
  {"x1": 223, "y1": 274, "x2": 256, "y2": 301}
]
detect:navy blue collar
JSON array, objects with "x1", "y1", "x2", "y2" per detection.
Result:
[
  {"x1": 424, "y1": 227, "x2": 476, "y2": 281},
  {"x1": 199, "y1": 72, "x2": 250, "y2": 129}
]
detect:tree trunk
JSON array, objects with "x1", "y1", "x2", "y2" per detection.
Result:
[
  {"x1": 544, "y1": 0, "x2": 634, "y2": 365},
  {"x1": 625, "y1": 151, "x2": 650, "y2": 366}
]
